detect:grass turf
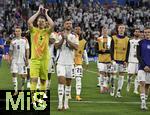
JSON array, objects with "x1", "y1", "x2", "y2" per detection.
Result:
[{"x1": 0, "y1": 60, "x2": 150, "y2": 115}]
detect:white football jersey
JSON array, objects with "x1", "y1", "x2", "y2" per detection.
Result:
[
  {"x1": 9, "y1": 38, "x2": 29, "y2": 63},
  {"x1": 128, "y1": 38, "x2": 140, "y2": 63},
  {"x1": 55, "y1": 33, "x2": 79, "y2": 65}
]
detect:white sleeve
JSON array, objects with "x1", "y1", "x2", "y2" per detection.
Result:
[
  {"x1": 55, "y1": 35, "x2": 62, "y2": 43},
  {"x1": 83, "y1": 50, "x2": 89, "y2": 65}
]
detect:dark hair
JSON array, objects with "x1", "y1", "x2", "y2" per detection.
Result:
[
  {"x1": 99, "y1": 25, "x2": 107, "y2": 35},
  {"x1": 15, "y1": 26, "x2": 21, "y2": 29},
  {"x1": 37, "y1": 15, "x2": 47, "y2": 21},
  {"x1": 63, "y1": 16, "x2": 72, "y2": 23},
  {"x1": 144, "y1": 27, "x2": 150, "y2": 30},
  {"x1": 115, "y1": 24, "x2": 125, "y2": 33},
  {"x1": 74, "y1": 24, "x2": 81, "y2": 28},
  {"x1": 134, "y1": 28, "x2": 140, "y2": 32}
]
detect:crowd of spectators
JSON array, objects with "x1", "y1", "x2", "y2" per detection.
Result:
[{"x1": 0, "y1": 0, "x2": 149, "y2": 56}]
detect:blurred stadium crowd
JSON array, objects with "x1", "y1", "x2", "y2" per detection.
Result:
[{"x1": 0, "y1": 0, "x2": 149, "y2": 57}]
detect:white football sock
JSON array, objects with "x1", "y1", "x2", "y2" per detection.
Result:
[
  {"x1": 76, "y1": 77, "x2": 81, "y2": 96},
  {"x1": 140, "y1": 93, "x2": 146, "y2": 103},
  {"x1": 117, "y1": 76, "x2": 124, "y2": 92},
  {"x1": 12, "y1": 77, "x2": 18, "y2": 92},
  {"x1": 134, "y1": 76, "x2": 139, "y2": 92},
  {"x1": 64, "y1": 85, "x2": 71, "y2": 106},
  {"x1": 58, "y1": 84, "x2": 64, "y2": 106}
]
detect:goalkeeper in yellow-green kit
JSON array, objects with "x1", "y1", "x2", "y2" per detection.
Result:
[{"x1": 28, "y1": 5, "x2": 54, "y2": 107}]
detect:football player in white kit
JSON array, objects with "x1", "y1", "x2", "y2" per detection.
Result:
[
  {"x1": 127, "y1": 28, "x2": 140, "y2": 94},
  {"x1": 55, "y1": 17, "x2": 79, "y2": 110},
  {"x1": 47, "y1": 32, "x2": 57, "y2": 90},
  {"x1": 9, "y1": 26, "x2": 29, "y2": 96}
]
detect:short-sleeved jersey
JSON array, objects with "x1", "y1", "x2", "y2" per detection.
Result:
[
  {"x1": 56, "y1": 33, "x2": 79, "y2": 65},
  {"x1": 74, "y1": 38, "x2": 86, "y2": 65},
  {"x1": 138, "y1": 39, "x2": 150, "y2": 70},
  {"x1": 112, "y1": 35, "x2": 129, "y2": 62},
  {"x1": 9, "y1": 38, "x2": 29, "y2": 63},
  {"x1": 30, "y1": 27, "x2": 51, "y2": 60},
  {"x1": 97, "y1": 36, "x2": 111, "y2": 63},
  {"x1": 128, "y1": 38, "x2": 140, "y2": 63}
]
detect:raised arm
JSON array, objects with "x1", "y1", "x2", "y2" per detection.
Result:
[
  {"x1": 27, "y1": 5, "x2": 43, "y2": 29},
  {"x1": 55, "y1": 34, "x2": 64, "y2": 49},
  {"x1": 45, "y1": 9, "x2": 54, "y2": 30}
]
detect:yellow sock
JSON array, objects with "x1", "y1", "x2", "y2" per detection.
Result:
[
  {"x1": 30, "y1": 81, "x2": 37, "y2": 102},
  {"x1": 30, "y1": 81, "x2": 37, "y2": 91},
  {"x1": 40, "y1": 81, "x2": 46, "y2": 91}
]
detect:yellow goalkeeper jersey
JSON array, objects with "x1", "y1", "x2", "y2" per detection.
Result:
[{"x1": 30, "y1": 27, "x2": 51, "y2": 60}]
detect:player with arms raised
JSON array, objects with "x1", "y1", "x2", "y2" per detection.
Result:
[{"x1": 27, "y1": 5, "x2": 54, "y2": 106}]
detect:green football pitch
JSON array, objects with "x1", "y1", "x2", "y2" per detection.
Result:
[{"x1": 0, "y1": 60, "x2": 150, "y2": 115}]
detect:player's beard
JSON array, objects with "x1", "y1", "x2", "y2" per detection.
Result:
[
  {"x1": 134, "y1": 35, "x2": 139, "y2": 38},
  {"x1": 66, "y1": 26, "x2": 71, "y2": 31},
  {"x1": 38, "y1": 23, "x2": 45, "y2": 29}
]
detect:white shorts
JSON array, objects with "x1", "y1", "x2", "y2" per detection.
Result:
[
  {"x1": 48, "y1": 58, "x2": 55, "y2": 73},
  {"x1": 74, "y1": 65, "x2": 83, "y2": 77},
  {"x1": 114, "y1": 63, "x2": 127, "y2": 73},
  {"x1": 11, "y1": 63, "x2": 27, "y2": 74},
  {"x1": 97, "y1": 63, "x2": 113, "y2": 73},
  {"x1": 127, "y1": 63, "x2": 138, "y2": 74},
  {"x1": 137, "y1": 70, "x2": 150, "y2": 84},
  {"x1": 56, "y1": 64, "x2": 74, "y2": 78}
]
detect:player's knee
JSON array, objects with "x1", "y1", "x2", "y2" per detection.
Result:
[
  {"x1": 58, "y1": 76, "x2": 65, "y2": 84},
  {"x1": 99, "y1": 72, "x2": 105, "y2": 76},
  {"x1": 31, "y1": 78, "x2": 38, "y2": 82},
  {"x1": 40, "y1": 79, "x2": 46, "y2": 84},
  {"x1": 119, "y1": 72, "x2": 125, "y2": 76},
  {"x1": 140, "y1": 81, "x2": 145, "y2": 87},
  {"x1": 66, "y1": 78, "x2": 72, "y2": 86}
]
